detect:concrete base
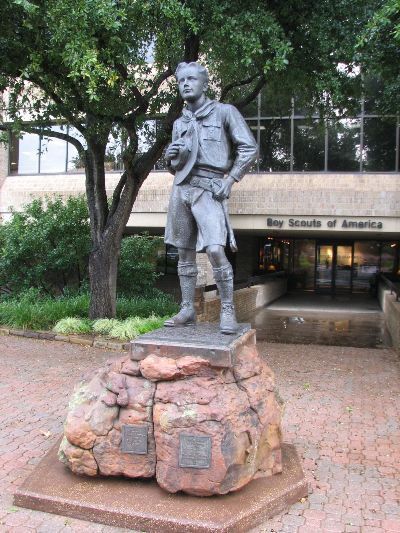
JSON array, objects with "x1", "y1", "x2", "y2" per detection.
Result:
[{"x1": 14, "y1": 441, "x2": 308, "y2": 533}]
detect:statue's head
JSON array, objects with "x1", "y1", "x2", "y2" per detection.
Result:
[{"x1": 175, "y1": 62, "x2": 208, "y2": 102}]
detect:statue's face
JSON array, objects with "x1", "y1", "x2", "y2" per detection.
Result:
[{"x1": 176, "y1": 65, "x2": 207, "y2": 103}]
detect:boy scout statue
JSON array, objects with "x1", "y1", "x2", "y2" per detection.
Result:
[{"x1": 164, "y1": 62, "x2": 257, "y2": 334}]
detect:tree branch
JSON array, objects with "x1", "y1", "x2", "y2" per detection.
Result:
[
  {"x1": 0, "y1": 123, "x2": 84, "y2": 153},
  {"x1": 220, "y1": 72, "x2": 261, "y2": 102},
  {"x1": 232, "y1": 75, "x2": 266, "y2": 110},
  {"x1": 28, "y1": 76, "x2": 86, "y2": 135},
  {"x1": 107, "y1": 170, "x2": 127, "y2": 222}
]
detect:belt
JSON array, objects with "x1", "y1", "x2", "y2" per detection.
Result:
[
  {"x1": 189, "y1": 175, "x2": 223, "y2": 194},
  {"x1": 190, "y1": 167, "x2": 224, "y2": 179}
]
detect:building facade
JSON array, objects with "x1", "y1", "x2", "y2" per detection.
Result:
[{"x1": 1, "y1": 89, "x2": 399, "y2": 294}]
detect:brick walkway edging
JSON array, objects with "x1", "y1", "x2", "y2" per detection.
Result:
[{"x1": 0, "y1": 326, "x2": 129, "y2": 351}]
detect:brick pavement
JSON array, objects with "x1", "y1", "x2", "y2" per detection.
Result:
[{"x1": 0, "y1": 335, "x2": 399, "y2": 532}]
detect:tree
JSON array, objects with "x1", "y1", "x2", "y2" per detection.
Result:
[
  {"x1": 0, "y1": 0, "x2": 371, "y2": 317},
  {"x1": 358, "y1": 0, "x2": 400, "y2": 112}
]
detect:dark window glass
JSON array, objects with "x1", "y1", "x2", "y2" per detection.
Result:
[
  {"x1": 241, "y1": 98, "x2": 258, "y2": 119},
  {"x1": 258, "y1": 119, "x2": 291, "y2": 171},
  {"x1": 381, "y1": 242, "x2": 398, "y2": 273},
  {"x1": 293, "y1": 119, "x2": 325, "y2": 171},
  {"x1": 291, "y1": 239, "x2": 316, "y2": 290},
  {"x1": 260, "y1": 86, "x2": 291, "y2": 117},
  {"x1": 363, "y1": 77, "x2": 385, "y2": 114},
  {"x1": 328, "y1": 119, "x2": 361, "y2": 171},
  {"x1": 17, "y1": 133, "x2": 40, "y2": 174},
  {"x1": 363, "y1": 117, "x2": 396, "y2": 171},
  {"x1": 40, "y1": 126, "x2": 67, "y2": 173},
  {"x1": 352, "y1": 241, "x2": 380, "y2": 292}
]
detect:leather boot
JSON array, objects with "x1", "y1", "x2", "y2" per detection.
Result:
[
  {"x1": 213, "y1": 264, "x2": 239, "y2": 334},
  {"x1": 164, "y1": 261, "x2": 197, "y2": 327}
]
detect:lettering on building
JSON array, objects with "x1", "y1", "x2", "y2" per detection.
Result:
[{"x1": 267, "y1": 217, "x2": 383, "y2": 230}]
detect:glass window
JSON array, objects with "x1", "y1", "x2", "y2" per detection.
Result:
[
  {"x1": 328, "y1": 119, "x2": 361, "y2": 171},
  {"x1": 291, "y1": 239, "x2": 316, "y2": 290},
  {"x1": 352, "y1": 241, "x2": 380, "y2": 291},
  {"x1": 105, "y1": 130, "x2": 123, "y2": 171},
  {"x1": 293, "y1": 119, "x2": 325, "y2": 171},
  {"x1": 67, "y1": 126, "x2": 86, "y2": 173},
  {"x1": 258, "y1": 119, "x2": 291, "y2": 171},
  {"x1": 260, "y1": 85, "x2": 291, "y2": 117},
  {"x1": 16, "y1": 133, "x2": 40, "y2": 174},
  {"x1": 381, "y1": 242, "x2": 398, "y2": 273},
  {"x1": 40, "y1": 126, "x2": 67, "y2": 173},
  {"x1": 363, "y1": 117, "x2": 397, "y2": 171}
]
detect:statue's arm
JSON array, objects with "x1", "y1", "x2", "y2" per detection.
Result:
[
  {"x1": 225, "y1": 105, "x2": 258, "y2": 182},
  {"x1": 166, "y1": 121, "x2": 179, "y2": 174}
]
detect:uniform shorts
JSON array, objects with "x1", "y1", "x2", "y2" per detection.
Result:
[{"x1": 164, "y1": 183, "x2": 227, "y2": 252}]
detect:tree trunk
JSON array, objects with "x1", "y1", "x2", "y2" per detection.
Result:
[{"x1": 88, "y1": 241, "x2": 119, "y2": 319}]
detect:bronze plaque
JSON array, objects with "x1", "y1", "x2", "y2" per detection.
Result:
[
  {"x1": 121, "y1": 425, "x2": 148, "y2": 455},
  {"x1": 179, "y1": 434, "x2": 211, "y2": 469}
]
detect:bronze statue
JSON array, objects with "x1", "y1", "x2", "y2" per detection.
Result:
[{"x1": 164, "y1": 62, "x2": 257, "y2": 334}]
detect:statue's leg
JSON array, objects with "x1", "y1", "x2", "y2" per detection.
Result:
[
  {"x1": 206, "y1": 245, "x2": 238, "y2": 334},
  {"x1": 164, "y1": 248, "x2": 197, "y2": 327}
]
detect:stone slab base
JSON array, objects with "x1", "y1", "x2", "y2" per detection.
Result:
[{"x1": 14, "y1": 440, "x2": 308, "y2": 533}]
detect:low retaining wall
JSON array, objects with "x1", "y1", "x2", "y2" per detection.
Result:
[
  {"x1": 378, "y1": 282, "x2": 400, "y2": 354},
  {"x1": 198, "y1": 277, "x2": 287, "y2": 323}
]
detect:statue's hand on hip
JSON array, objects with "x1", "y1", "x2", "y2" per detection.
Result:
[{"x1": 213, "y1": 175, "x2": 235, "y2": 201}]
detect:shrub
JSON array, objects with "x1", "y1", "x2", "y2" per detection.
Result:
[
  {"x1": 0, "y1": 196, "x2": 90, "y2": 296},
  {"x1": 53, "y1": 317, "x2": 92, "y2": 335},
  {"x1": 118, "y1": 234, "x2": 164, "y2": 297}
]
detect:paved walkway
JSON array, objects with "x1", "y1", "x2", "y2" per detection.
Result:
[{"x1": 0, "y1": 335, "x2": 399, "y2": 532}]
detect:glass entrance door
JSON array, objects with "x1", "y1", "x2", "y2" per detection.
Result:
[
  {"x1": 315, "y1": 242, "x2": 353, "y2": 292},
  {"x1": 316, "y1": 244, "x2": 334, "y2": 291}
]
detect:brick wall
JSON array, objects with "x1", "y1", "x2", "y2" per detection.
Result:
[{"x1": 2, "y1": 171, "x2": 400, "y2": 220}]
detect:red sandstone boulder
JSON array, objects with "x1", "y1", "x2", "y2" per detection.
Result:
[
  {"x1": 60, "y1": 335, "x2": 283, "y2": 496},
  {"x1": 153, "y1": 344, "x2": 282, "y2": 496},
  {"x1": 60, "y1": 358, "x2": 156, "y2": 479}
]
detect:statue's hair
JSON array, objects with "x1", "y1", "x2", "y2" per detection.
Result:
[{"x1": 175, "y1": 62, "x2": 208, "y2": 84}]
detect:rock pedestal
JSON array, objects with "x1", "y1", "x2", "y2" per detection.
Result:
[{"x1": 59, "y1": 324, "x2": 284, "y2": 496}]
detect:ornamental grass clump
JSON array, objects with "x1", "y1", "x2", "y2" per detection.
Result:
[
  {"x1": 53, "y1": 317, "x2": 92, "y2": 335},
  {"x1": 92, "y1": 318, "x2": 119, "y2": 336}
]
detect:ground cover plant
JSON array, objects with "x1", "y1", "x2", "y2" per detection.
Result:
[
  {"x1": 54, "y1": 314, "x2": 167, "y2": 341},
  {"x1": 0, "y1": 290, "x2": 178, "y2": 331}
]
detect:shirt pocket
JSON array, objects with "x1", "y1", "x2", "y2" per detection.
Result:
[{"x1": 201, "y1": 121, "x2": 221, "y2": 141}]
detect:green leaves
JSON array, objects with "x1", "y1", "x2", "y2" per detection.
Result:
[{"x1": 0, "y1": 196, "x2": 91, "y2": 296}]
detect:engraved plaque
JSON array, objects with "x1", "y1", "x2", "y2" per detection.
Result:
[
  {"x1": 179, "y1": 434, "x2": 211, "y2": 469},
  {"x1": 121, "y1": 425, "x2": 148, "y2": 454}
]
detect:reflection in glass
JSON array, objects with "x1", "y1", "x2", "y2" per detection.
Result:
[
  {"x1": 380, "y1": 243, "x2": 397, "y2": 273},
  {"x1": 335, "y1": 245, "x2": 352, "y2": 290},
  {"x1": 291, "y1": 240, "x2": 316, "y2": 289},
  {"x1": 18, "y1": 133, "x2": 40, "y2": 174},
  {"x1": 316, "y1": 245, "x2": 333, "y2": 290},
  {"x1": 363, "y1": 118, "x2": 396, "y2": 171},
  {"x1": 40, "y1": 126, "x2": 67, "y2": 173},
  {"x1": 328, "y1": 119, "x2": 360, "y2": 171},
  {"x1": 258, "y1": 119, "x2": 291, "y2": 171},
  {"x1": 293, "y1": 119, "x2": 325, "y2": 171},
  {"x1": 352, "y1": 241, "x2": 380, "y2": 292}
]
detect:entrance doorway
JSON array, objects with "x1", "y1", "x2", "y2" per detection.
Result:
[{"x1": 315, "y1": 242, "x2": 353, "y2": 292}]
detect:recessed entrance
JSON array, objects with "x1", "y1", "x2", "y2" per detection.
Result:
[{"x1": 315, "y1": 242, "x2": 353, "y2": 293}]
